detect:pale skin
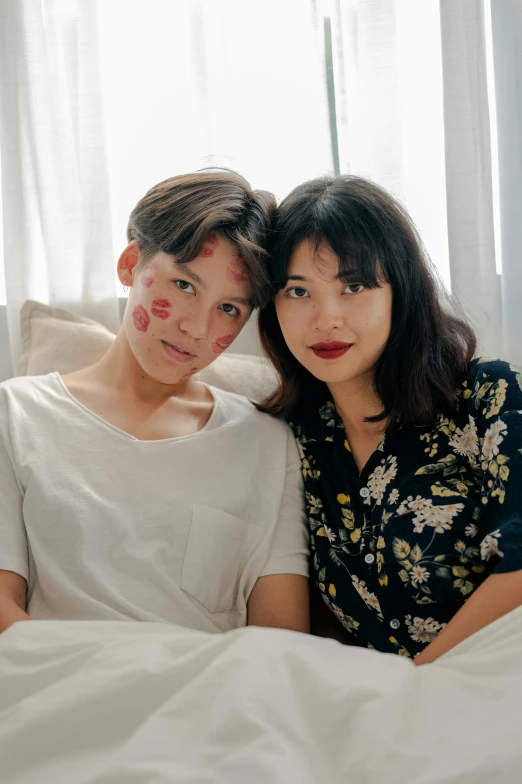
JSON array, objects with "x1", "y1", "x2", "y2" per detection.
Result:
[
  {"x1": 276, "y1": 239, "x2": 522, "y2": 662},
  {"x1": 0, "y1": 232, "x2": 309, "y2": 635}
]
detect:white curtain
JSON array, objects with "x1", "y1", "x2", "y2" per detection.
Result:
[
  {"x1": 439, "y1": 0, "x2": 504, "y2": 361},
  {"x1": 0, "y1": 0, "x2": 520, "y2": 371},
  {"x1": 490, "y1": 0, "x2": 522, "y2": 368},
  {"x1": 0, "y1": 0, "x2": 121, "y2": 369},
  {"x1": 326, "y1": 0, "x2": 521, "y2": 368},
  {"x1": 322, "y1": 0, "x2": 452, "y2": 287},
  {"x1": 96, "y1": 0, "x2": 334, "y2": 251}
]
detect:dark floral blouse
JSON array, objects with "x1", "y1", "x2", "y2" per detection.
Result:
[{"x1": 289, "y1": 358, "x2": 522, "y2": 657}]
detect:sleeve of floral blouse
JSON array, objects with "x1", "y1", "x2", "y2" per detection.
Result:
[{"x1": 472, "y1": 358, "x2": 522, "y2": 574}]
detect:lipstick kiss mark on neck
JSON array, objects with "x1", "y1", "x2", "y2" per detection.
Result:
[{"x1": 132, "y1": 305, "x2": 150, "y2": 333}]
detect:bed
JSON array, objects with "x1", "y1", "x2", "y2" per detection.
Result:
[{"x1": 1, "y1": 609, "x2": 521, "y2": 783}]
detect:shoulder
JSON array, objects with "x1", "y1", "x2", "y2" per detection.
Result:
[
  {"x1": 465, "y1": 357, "x2": 520, "y2": 386},
  {"x1": 457, "y1": 358, "x2": 522, "y2": 427},
  {"x1": 0, "y1": 372, "x2": 60, "y2": 401},
  {"x1": 0, "y1": 374, "x2": 61, "y2": 437},
  {"x1": 208, "y1": 385, "x2": 293, "y2": 442}
]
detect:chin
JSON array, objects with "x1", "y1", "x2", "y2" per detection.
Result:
[{"x1": 307, "y1": 362, "x2": 367, "y2": 386}]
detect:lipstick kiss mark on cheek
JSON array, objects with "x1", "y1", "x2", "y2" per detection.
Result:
[
  {"x1": 229, "y1": 257, "x2": 248, "y2": 283},
  {"x1": 132, "y1": 305, "x2": 150, "y2": 333},
  {"x1": 207, "y1": 232, "x2": 218, "y2": 246},
  {"x1": 199, "y1": 247, "x2": 214, "y2": 258},
  {"x1": 151, "y1": 298, "x2": 172, "y2": 320},
  {"x1": 212, "y1": 334, "x2": 235, "y2": 354},
  {"x1": 142, "y1": 275, "x2": 153, "y2": 288}
]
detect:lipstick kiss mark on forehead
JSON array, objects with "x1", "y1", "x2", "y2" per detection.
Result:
[
  {"x1": 151, "y1": 298, "x2": 172, "y2": 320},
  {"x1": 229, "y1": 257, "x2": 248, "y2": 283},
  {"x1": 198, "y1": 232, "x2": 219, "y2": 259},
  {"x1": 212, "y1": 334, "x2": 235, "y2": 354},
  {"x1": 132, "y1": 305, "x2": 150, "y2": 333}
]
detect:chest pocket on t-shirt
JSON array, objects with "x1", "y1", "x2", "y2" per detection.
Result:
[{"x1": 181, "y1": 505, "x2": 264, "y2": 614}]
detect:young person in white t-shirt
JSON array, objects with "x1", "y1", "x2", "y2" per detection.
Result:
[{"x1": 0, "y1": 171, "x2": 309, "y2": 635}]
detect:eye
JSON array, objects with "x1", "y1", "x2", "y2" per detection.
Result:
[
  {"x1": 343, "y1": 283, "x2": 365, "y2": 294},
  {"x1": 287, "y1": 287, "x2": 309, "y2": 299},
  {"x1": 174, "y1": 279, "x2": 195, "y2": 294},
  {"x1": 219, "y1": 303, "x2": 241, "y2": 317}
]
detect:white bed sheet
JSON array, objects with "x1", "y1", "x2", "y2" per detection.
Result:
[{"x1": 0, "y1": 609, "x2": 521, "y2": 783}]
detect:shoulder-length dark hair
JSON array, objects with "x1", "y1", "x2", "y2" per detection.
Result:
[{"x1": 257, "y1": 175, "x2": 476, "y2": 425}]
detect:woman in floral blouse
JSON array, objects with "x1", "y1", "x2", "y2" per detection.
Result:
[{"x1": 258, "y1": 174, "x2": 522, "y2": 663}]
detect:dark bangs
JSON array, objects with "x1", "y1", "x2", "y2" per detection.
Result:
[
  {"x1": 268, "y1": 179, "x2": 393, "y2": 293},
  {"x1": 258, "y1": 175, "x2": 476, "y2": 425}
]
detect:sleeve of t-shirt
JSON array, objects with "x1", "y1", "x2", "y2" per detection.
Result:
[
  {"x1": 260, "y1": 427, "x2": 309, "y2": 578},
  {"x1": 471, "y1": 359, "x2": 522, "y2": 574},
  {"x1": 0, "y1": 430, "x2": 29, "y2": 580}
]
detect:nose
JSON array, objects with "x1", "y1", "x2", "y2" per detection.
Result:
[
  {"x1": 179, "y1": 309, "x2": 212, "y2": 342},
  {"x1": 310, "y1": 296, "x2": 344, "y2": 333}
]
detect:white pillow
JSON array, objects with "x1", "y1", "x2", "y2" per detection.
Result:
[{"x1": 18, "y1": 300, "x2": 278, "y2": 402}]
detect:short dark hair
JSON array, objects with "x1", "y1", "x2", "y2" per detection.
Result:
[
  {"x1": 257, "y1": 175, "x2": 476, "y2": 425},
  {"x1": 127, "y1": 170, "x2": 276, "y2": 309}
]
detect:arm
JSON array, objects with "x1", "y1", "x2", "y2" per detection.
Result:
[
  {"x1": 415, "y1": 363, "x2": 522, "y2": 664},
  {"x1": 415, "y1": 569, "x2": 522, "y2": 665},
  {"x1": 0, "y1": 423, "x2": 30, "y2": 631},
  {"x1": 247, "y1": 574, "x2": 310, "y2": 633},
  {"x1": 247, "y1": 427, "x2": 310, "y2": 633},
  {"x1": 0, "y1": 569, "x2": 30, "y2": 633}
]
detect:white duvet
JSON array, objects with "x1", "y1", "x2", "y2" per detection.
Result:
[{"x1": 0, "y1": 611, "x2": 521, "y2": 783}]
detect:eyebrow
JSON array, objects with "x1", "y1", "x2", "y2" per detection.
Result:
[
  {"x1": 174, "y1": 263, "x2": 253, "y2": 309},
  {"x1": 175, "y1": 263, "x2": 206, "y2": 287},
  {"x1": 286, "y1": 272, "x2": 350, "y2": 282}
]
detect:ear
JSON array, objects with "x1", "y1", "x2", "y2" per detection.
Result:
[{"x1": 117, "y1": 241, "x2": 141, "y2": 288}]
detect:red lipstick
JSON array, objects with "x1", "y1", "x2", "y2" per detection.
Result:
[{"x1": 310, "y1": 341, "x2": 353, "y2": 360}]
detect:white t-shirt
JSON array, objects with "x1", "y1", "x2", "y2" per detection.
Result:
[{"x1": 0, "y1": 374, "x2": 308, "y2": 633}]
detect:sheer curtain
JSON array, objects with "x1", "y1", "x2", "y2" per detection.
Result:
[
  {"x1": 490, "y1": 0, "x2": 522, "y2": 368},
  {"x1": 96, "y1": 0, "x2": 333, "y2": 261},
  {"x1": 0, "y1": 0, "x2": 121, "y2": 368},
  {"x1": 0, "y1": 0, "x2": 520, "y2": 372},
  {"x1": 318, "y1": 0, "x2": 451, "y2": 286},
  {"x1": 438, "y1": 0, "x2": 522, "y2": 368},
  {"x1": 326, "y1": 0, "x2": 521, "y2": 366}
]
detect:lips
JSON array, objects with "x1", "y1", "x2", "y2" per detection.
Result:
[
  {"x1": 310, "y1": 341, "x2": 353, "y2": 360},
  {"x1": 161, "y1": 340, "x2": 195, "y2": 364}
]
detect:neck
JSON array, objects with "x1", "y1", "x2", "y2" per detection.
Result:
[
  {"x1": 88, "y1": 329, "x2": 194, "y2": 405},
  {"x1": 327, "y1": 373, "x2": 385, "y2": 434}
]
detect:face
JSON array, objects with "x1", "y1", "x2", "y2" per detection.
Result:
[
  {"x1": 275, "y1": 240, "x2": 392, "y2": 393},
  {"x1": 119, "y1": 232, "x2": 252, "y2": 384}
]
